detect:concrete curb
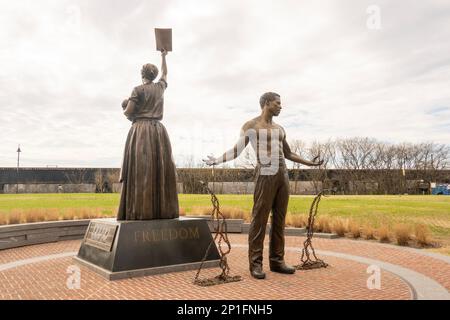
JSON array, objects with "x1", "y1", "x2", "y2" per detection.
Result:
[{"x1": 0, "y1": 220, "x2": 90, "y2": 250}]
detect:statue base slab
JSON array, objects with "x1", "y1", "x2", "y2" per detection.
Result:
[{"x1": 74, "y1": 217, "x2": 220, "y2": 280}]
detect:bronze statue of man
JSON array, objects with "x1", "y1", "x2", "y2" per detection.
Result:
[
  {"x1": 204, "y1": 92, "x2": 322, "y2": 279},
  {"x1": 118, "y1": 50, "x2": 179, "y2": 220}
]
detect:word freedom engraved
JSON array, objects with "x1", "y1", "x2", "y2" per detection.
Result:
[
  {"x1": 84, "y1": 222, "x2": 118, "y2": 252},
  {"x1": 134, "y1": 226, "x2": 200, "y2": 244}
]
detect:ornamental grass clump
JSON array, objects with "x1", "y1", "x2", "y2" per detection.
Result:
[
  {"x1": 394, "y1": 223, "x2": 411, "y2": 246},
  {"x1": 377, "y1": 224, "x2": 390, "y2": 243},
  {"x1": 414, "y1": 223, "x2": 431, "y2": 247},
  {"x1": 332, "y1": 218, "x2": 346, "y2": 237}
]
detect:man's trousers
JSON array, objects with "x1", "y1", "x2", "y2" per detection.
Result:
[{"x1": 248, "y1": 164, "x2": 290, "y2": 270}]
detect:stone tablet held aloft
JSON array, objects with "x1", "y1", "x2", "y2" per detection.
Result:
[{"x1": 155, "y1": 28, "x2": 172, "y2": 52}]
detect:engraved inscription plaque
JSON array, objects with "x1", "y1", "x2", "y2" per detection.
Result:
[{"x1": 84, "y1": 222, "x2": 118, "y2": 252}]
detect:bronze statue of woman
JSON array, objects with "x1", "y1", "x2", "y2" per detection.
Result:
[{"x1": 117, "y1": 50, "x2": 179, "y2": 220}]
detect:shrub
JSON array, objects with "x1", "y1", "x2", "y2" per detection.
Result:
[
  {"x1": 24, "y1": 209, "x2": 46, "y2": 223},
  {"x1": 348, "y1": 220, "x2": 361, "y2": 238},
  {"x1": 286, "y1": 214, "x2": 308, "y2": 228},
  {"x1": 221, "y1": 207, "x2": 248, "y2": 220},
  {"x1": 100, "y1": 209, "x2": 114, "y2": 218},
  {"x1": 78, "y1": 208, "x2": 103, "y2": 220},
  {"x1": 415, "y1": 223, "x2": 431, "y2": 247},
  {"x1": 322, "y1": 217, "x2": 333, "y2": 233},
  {"x1": 314, "y1": 216, "x2": 332, "y2": 233},
  {"x1": 63, "y1": 208, "x2": 96, "y2": 220},
  {"x1": 190, "y1": 206, "x2": 212, "y2": 216},
  {"x1": 219, "y1": 209, "x2": 230, "y2": 219},
  {"x1": 76, "y1": 208, "x2": 89, "y2": 220},
  {"x1": 394, "y1": 223, "x2": 411, "y2": 246},
  {"x1": 61, "y1": 209, "x2": 76, "y2": 220},
  {"x1": 8, "y1": 210, "x2": 23, "y2": 225},
  {"x1": 311, "y1": 218, "x2": 322, "y2": 232},
  {"x1": 332, "y1": 219, "x2": 346, "y2": 237},
  {"x1": 362, "y1": 225, "x2": 376, "y2": 240},
  {"x1": 0, "y1": 214, "x2": 7, "y2": 225},
  {"x1": 377, "y1": 224, "x2": 390, "y2": 242},
  {"x1": 44, "y1": 209, "x2": 61, "y2": 222}
]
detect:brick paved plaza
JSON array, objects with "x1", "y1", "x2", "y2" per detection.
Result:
[{"x1": 0, "y1": 234, "x2": 448, "y2": 300}]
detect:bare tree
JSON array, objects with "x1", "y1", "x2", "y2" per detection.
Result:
[
  {"x1": 184, "y1": 138, "x2": 450, "y2": 195},
  {"x1": 94, "y1": 169, "x2": 105, "y2": 193},
  {"x1": 234, "y1": 146, "x2": 257, "y2": 169},
  {"x1": 64, "y1": 168, "x2": 88, "y2": 184},
  {"x1": 288, "y1": 139, "x2": 306, "y2": 194}
]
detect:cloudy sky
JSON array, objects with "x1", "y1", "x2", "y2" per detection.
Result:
[{"x1": 1, "y1": 0, "x2": 449, "y2": 168}]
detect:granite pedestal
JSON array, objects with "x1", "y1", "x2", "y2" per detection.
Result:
[{"x1": 74, "y1": 217, "x2": 220, "y2": 280}]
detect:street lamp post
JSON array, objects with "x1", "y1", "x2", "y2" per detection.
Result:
[{"x1": 16, "y1": 145, "x2": 21, "y2": 194}]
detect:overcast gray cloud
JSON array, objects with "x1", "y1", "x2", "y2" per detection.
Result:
[{"x1": 1, "y1": 0, "x2": 449, "y2": 168}]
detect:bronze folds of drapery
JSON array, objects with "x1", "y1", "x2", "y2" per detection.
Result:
[{"x1": 118, "y1": 80, "x2": 179, "y2": 220}]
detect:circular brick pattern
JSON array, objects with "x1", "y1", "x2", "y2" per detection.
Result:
[{"x1": 0, "y1": 236, "x2": 419, "y2": 300}]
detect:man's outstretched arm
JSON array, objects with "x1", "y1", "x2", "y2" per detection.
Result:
[
  {"x1": 204, "y1": 126, "x2": 250, "y2": 165},
  {"x1": 283, "y1": 137, "x2": 323, "y2": 166}
]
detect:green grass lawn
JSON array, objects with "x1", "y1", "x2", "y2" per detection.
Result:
[
  {"x1": 180, "y1": 194, "x2": 450, "y2": 238},
  {"x1": 1, "y1": 193, "x2": 449, "y2": 249},
  {"x1": 0, "y1": 193, "x2": 120, "y2": 211}
]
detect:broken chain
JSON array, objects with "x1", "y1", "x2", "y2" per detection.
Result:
[
  {"x1": 294, "y1": 190, "x2": 329, "y2": 270},
  {"x1": 193, "y1": 181, "x2": 242, "y2": 286}
]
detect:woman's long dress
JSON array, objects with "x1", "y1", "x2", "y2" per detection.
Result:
[{"x1": 117, "y1": 79, "x2": 179, "y2": 220}]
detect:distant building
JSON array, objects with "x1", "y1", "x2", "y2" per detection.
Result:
[
  {"x1": 0, "y1": 167, "x2": 117, "y2": 194},
  {"x1": 1, "y1": 167, "x2": 449, "y2": 195}
]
